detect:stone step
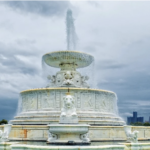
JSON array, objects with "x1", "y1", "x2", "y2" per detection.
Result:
[
  {"x1": 14, "y1": 116, "x2": 122, "y2": 122},
  {"x1": 10, "y1": 119, "x2": 125, "y2": 126}
]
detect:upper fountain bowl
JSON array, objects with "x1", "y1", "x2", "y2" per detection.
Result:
[{"x1": 42, "y1": 51, "x2": 94, "y2": 69}]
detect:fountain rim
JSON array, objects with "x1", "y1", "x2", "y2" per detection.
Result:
[
  {"x1": 42, "y1": 50, "x2": 94, "y2": 69},
  {"x1": 20, "y1": 87, "x2": 115, "y2": 94},
  {"x1": 43, "y1": 50, "x2": 94, "y2": 57}
]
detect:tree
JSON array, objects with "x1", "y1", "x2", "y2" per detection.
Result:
[
  {"x1": 0, "y1": 119, "x2": 8, "y2": 125},
  {"x1": 143, "y1": 122, "x2": 150, "y2": 126},
  {"x1": 130, "y1": 122, "x2": 150, "y2": 126},
  {"x1": 130, "y1": 122, "x2": 143, "y2": 126}
]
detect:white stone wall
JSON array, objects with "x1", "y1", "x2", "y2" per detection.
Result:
[
  {"x1": 19, "y1": 88, "x2": 117, "y2": 115},
  {"x1": 0, "y1": 125, "x2": 150, "y2": 141}
]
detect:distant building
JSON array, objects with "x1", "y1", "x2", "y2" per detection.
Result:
[
  {"x1": 127, "y1": 112, "x2": 144, "y2": 125},
  {"x1": 137, "y1": 117, "x2": 144, "y2": 123}
]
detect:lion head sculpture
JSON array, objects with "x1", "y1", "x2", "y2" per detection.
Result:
[
  {"x1": 63, "y1": 95, "x2": 75, "y2": 109},
  {"x1": 60, "y1": 94, "x2": 77, "y2": 119}
]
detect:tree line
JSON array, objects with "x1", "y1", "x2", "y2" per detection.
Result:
[{"x1": 130, "y1": 122, "x2": 150, "y2": 126}]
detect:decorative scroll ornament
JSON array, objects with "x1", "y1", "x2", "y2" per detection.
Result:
[
  {"x1": 80, "y1": 133, "x2": 90, "y2": 142},
  {"x1": 47, "y1": 132, "x2": 58, "y2": 142},
  {"x1": 0, "y1": 124, "x2": 12, "y2": 142},
  {"x1": 46, "y1": 75, "x2": 56, "y2": 87},
  {"x1": 81, "y1": 76, "x2": 89, "y2": 88},
  {"x1": 124, "y1": 125, "x2": 139, "y2": 143},
  {"x1": 46, "y1": 71, "x2": 89, "y2": 88}
]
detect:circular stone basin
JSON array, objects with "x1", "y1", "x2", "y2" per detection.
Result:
[
  {"x1": 48, "y1": 124, "x2": 90, "y2": 134},
  {"x1": 42, "y1": 51, "x2": 94, "y2": 68}
]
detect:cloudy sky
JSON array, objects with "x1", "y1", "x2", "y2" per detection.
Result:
[{"x1": 0, "y1": 1, "x2": 150, "y2": 122}]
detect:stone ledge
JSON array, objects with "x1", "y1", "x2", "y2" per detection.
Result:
[{"x1": 10, "y1": 144, "x2": 125, "y2": 150}]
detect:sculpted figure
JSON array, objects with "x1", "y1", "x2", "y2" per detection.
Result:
[
  {"x1": 0, "y1": 124, "x2": 12, "y2": 142},
  {"x1": 60, "y1": 93, "x2": 78, "y2": 123},
  {"x1": 124, "y1": 125, "x2": 139, "y2": 143},
  {"x1": 60, "y1": 95, "x2": 77, "y2": 117},
  {"x1": 47, "y1": 132, "x2": 58, "y2": 142},
  {"x1": 81, "y1": 76, "x2": 89, "y2": 88},
  {"x1": 62, "y1": 71, "x2": 74, "y2": 86},
  {"x1": 46, "y1": 75, "x2": 56, "y2": 87},
  {"x1": 62, "y1": 79, "x2": 74, "y2": 86},
  {"x1": 80, "y1": 133, "x2": 90, "y2": 142},
  {"x1": 47, "y1": 75, "x2": 56, "y2": 82},
  {"x1": 64, "y1": 71, "x2": 73, "y2": 80}
]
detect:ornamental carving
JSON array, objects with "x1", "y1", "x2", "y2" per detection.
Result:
[
  {"x1": 22, "y1": 95, "x2": 28, "y2": 112},
  {"x1": 28, "y1": 94, "x2": 37, "y2": 110},
  {"x1": 21, "y1": 90, "x2": 118, "y2": 116},
  {"x1": 46, "y1": 70, "x2": 89, "y2": 88}
]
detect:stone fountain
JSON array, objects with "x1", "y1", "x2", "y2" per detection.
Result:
[{"x1": 11, "y1": 50, "x2": 125, "y2": 126}]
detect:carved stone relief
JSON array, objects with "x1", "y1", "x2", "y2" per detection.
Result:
[
  {"x1": 56, "y1": 73, "x2": 63, "y2": 87},
  {"x1": 61, "y1": 92, "x2": 66, "y2": 108},
  {"x1": 76, "y1": 92, "x2": 81, "y2": 109},
  {"x1": 55, "y1": 92, "x2": 61, "y2": 108},
  {"x1": 49, "y1": 91, "x2": 55, "y2": 108},
  {"x1": 73, "y1": 74, "x2": 81, "y2": 87},
  {"x1": 81, "y1": 92, "x2": 94, "y2": 110},
  {"x1": 21, "y1": 90, "x2": 117, "y2": 115},
  {"x1": 46, "y1": 75, "x2": 56, "y2": 87},
  {"x1": 28, "y1": 93, "x2": 37, "y2": 110},
  {"x1": 81, "y1": 76, "x2": 89, "y2": 88},
  {"x1": 22, "y1": 95, "x2": 28, "y2": 112},
  {"x1": 46, "y1": 70, "x2": 89, "y2": 88},
  {"x1": 99, "y1": 93, "x2": 109, "y2": 112},
  {"x1": 37, "y1": 91, "x2": 42, "y2": 109},
  {"x1": 95, "y1": 94, "x2": 100, "y2": 111},
  {"x1": 41, "y1": 91, "x2": 52, "y2": 109}
]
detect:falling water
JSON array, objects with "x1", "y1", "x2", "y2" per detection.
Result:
[
  {"x1": 66, "y1": 9, "x2": 77, "y2": 50},
  {"x1": 17, "y1": 94, "x2": 22, "y2": 115}
]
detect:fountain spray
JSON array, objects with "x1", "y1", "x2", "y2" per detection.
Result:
[{"x1": 66, "y1": 9, "x2": 77, "y2": 50}]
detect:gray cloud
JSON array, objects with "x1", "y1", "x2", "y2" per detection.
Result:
[
  {"x1": 0, "y1": 43, "x2": 39, "y2": 75},
  {"x1": 2, "y1": 1, "x2": 71, "y2": 17},
  {"x1": 97, "y1": 60, "x2": 127, "y2": 70}
]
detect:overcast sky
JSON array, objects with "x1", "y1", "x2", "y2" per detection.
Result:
[{"x1": 0, "y1": 1, "x2": 150, "y2": 122}]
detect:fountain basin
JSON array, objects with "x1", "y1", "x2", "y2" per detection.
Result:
[
  {"x1": 47, "y1": 124, "x2": 90, "y2": 144},
  {"x1": 11, "y1": 88, "x2": 125, "y2": 126},
  {"x1": 42, "y1": 51, "x2": 94, "y2": 69}
]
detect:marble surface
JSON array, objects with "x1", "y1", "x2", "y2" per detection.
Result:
[{"x1": 0, "y1": 125, "x2": 149, "y2": 141}]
